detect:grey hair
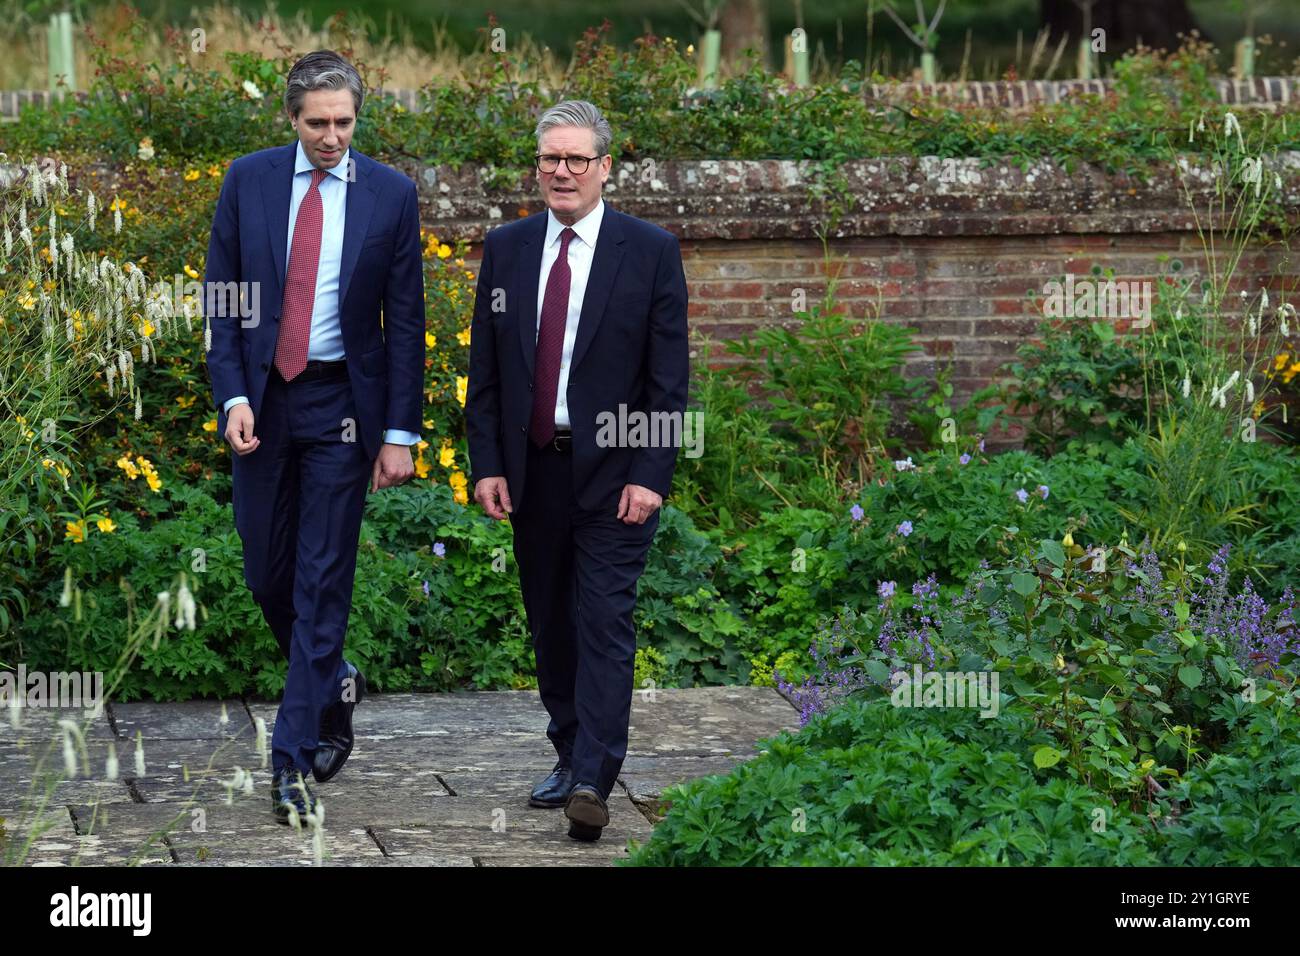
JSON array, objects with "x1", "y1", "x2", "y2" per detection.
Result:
[
  {"x1": 284, "y1": 50, "x2": 365, "y2": 119},
  {"x1": 534, "y1": 100, "x2": 612, "y2": 157}
]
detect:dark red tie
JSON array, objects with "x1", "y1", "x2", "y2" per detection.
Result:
[
  {"x1": 529, "y1": 226, "x2": 576, "y2": 447},
  {"x1": 274, "y1": 167, "x2": 328, "y2": 381}
]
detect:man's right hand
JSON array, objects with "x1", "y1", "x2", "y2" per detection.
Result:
[
  {"x1": 225, "y1": 403, "x2": 261, "y2": 456},
  {"x1": 474, "y1": 476, "x2": 513, "y2": 520}
]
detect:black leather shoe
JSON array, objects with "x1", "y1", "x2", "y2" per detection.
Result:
[
  {"x1": 529, "y1": 761, "x2": 575, "y2": 808},
  {"x1": 564, "y1": 783, "x2": 610, "y2": 842},
  {"x1": 272, "y1": 767, "x2": 318, "y2": 826},
  {"x1": 312, "y1": 662, "x2": 366, "y2": 783}
]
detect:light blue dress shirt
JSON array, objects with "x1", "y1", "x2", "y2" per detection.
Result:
[{"x1": 223, "y1": 140, "x2": 420, "y2": 448}]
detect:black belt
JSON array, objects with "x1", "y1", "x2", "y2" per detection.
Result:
[
  {"x1": 275, "y1": 359, "x2": 348, "y2": 383},
  {"x1": 535, "y1": 429, "x2": 572, "y2": 453}
]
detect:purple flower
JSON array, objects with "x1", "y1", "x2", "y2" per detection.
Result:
[
  {"x1": 978, "y1": 439, "x2": 986, "y2": 452},
  {"x1": 422, "y1": 579, "x2": 430, "y2": 597},
  {"x1": 894, "y1": 457, "x2": 916, "y2": 472},
  {"x1": 959, "y1": 453, "x2": 971, "y2": 465},
  {"x1": 850, "y1": 503, "x2": 865, "y2": 522},
  {"x1": 878, "y1": 580, "x2": 897, "y2": 599},
  {"x1": 433, "y1": 541, "x2": 446, "y2": 558},
  {"x1": 1037, "y1": 484, "x2": 1050, "y2": 500},
  {"x1": 1015, "y1": 488, "x2": 1029, "y2": 504},
  {"x1": 897, "y1": 520, "x2": 913, "y2": 537}
]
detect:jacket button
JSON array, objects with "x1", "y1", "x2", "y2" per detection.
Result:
[
  {"x1": 520, "y1": 426, "x2": 526, "y2": 433},
  {"x1": 528, "y1": 381, "x2": 533, "y2": 391}
]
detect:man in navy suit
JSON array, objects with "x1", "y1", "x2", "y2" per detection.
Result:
[
  {"x1": 466, "y1": 100, "x2": 689, "y2": 841},
  {"x1": 203, "y1": 51, "x2": 424, "y2": 823}
]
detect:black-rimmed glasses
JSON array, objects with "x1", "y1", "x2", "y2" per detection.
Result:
[{"x1": 535, "y1": 154, "x2": 604, "y2": 175}]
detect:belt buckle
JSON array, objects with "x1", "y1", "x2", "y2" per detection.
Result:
[{"x1": 552, "y1": 432, "x2": 570, "y2": 453}]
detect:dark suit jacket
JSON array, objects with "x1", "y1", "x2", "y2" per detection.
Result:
[
  {"x1": 203, "y1": 142, "x2": 425, "y2": 461},
  {"x1": 466, "y1": 205, "x2": 689, "y2": 511}
]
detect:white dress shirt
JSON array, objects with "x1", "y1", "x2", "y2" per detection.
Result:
[
  {"x1": 223, "y1": 140, "x2": 419, "y2": 447},
  {"x1": 536, "y1": 198, "x2": 604, "y2": 430}
]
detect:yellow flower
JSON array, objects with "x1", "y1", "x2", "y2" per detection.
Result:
[
  {"x1": 456, "y1": 376, "x2": 468, "y2": 408},
  {"x1": 457, "y1": 327, "x2": 471, "y2": 347},
  {"x1": 1253, "y1": 399, "x2": 1267, "y2": 417},
  {"x1": 65, "y1": 520, "x2": 86, "y2": 544},
  {"x1": 97, "y1": 517, "x2": 117, "y2": 534},
  {"x1": 203, "y1": 419, "x2": 217, "y2": 432},
  {"x1": 425, "y1": 331, "x2": 437, "y2": 350},
  {"x1": 116, "y1": 456, "x2": 140, "y2": 479},
  {"x1": 184, "y1": 169, "x2": 200, "y2": 182},
  {"x1": 176, "y1": 395, "x2": 196, "y2": 409},
  {"x1": 449, "y1": 470, "x2": 468, "y2": 505},
  {"x1": 439, "y1": 443, "x2": 455, "y2": 468},
  {"x1": 437, "y1": 243, "x2": 452, "y2": 259},
  {"x1": 146, "y1": 474, "x2": 163, "y2": 493},
  {"x1": 1275, "y1": 353, "x2": 1290, "y2": 371},
  {"x1": 414, "y1": 455, "x2": 431, "y2": 479},
  {"x1": 141, "y1": 321, "x2": 155, "y2": 337}
]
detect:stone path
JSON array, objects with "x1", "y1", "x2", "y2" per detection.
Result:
[{"x1": 0, "y1": 687, "x2": 798, "y2": 866}]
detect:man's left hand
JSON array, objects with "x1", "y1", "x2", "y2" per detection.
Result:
[
  {"x1": 617, "y1": 483, "x2": 662, "y2": 525},
  {"x1": 370, "y1": 443, "x2": 415, "y2": 494}
]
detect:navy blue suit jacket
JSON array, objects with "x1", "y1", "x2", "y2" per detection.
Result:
[
  {"x1": 466, "y1": 205, "x2": 689, "y2": 511},
  {"x1": 203, "y1": 142, "x2": 425, "y2": 461}
]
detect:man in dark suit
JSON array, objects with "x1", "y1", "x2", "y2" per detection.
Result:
[
  {"x1": 203, "y1": 51, "x2": 424, "y2": 824},
  {"x1": 466, "y1": 100, "x2": 689, "y2": 841}
]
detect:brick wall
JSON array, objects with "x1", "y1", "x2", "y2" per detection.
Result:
[{"x1": 409, "y1": 154, "x2": 1300, "y2": 442}]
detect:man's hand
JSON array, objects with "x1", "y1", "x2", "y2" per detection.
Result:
[
  {"x1": 224, "y1": 403, "x2": 261, "y2": 456},
  {"x1": 474, "y1": 476, "x2": 513, "y2": 520},
  {"x1": 370, "y1": 443, "x2": 415, "y2": 494},
  {"x1": 617, "y1": 483, "x2": 662, "y2": 525}
]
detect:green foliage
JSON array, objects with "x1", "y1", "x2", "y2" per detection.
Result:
[{"x1": 624, "y1": 699, "x2": 1160, "y2": 866}]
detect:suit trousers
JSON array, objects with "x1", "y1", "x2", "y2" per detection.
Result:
[
  {"x1": 231, "y1": 362, "x2": 370, "y2": 775},
  {"x1": 510, "y1": 440, "x2": 659, "y2": 800}
]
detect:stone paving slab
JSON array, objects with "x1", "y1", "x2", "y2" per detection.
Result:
[{"x1": 0, "y1": 687, "x2": 797, "y2": 866}]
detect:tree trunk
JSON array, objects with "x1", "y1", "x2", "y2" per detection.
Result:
[
  {"x1": 720, "y1": 0, "x2": 769, "y2": 69},
  {"x1": 1039, "y1": 0, "x2": 1205, "y2": 55}
]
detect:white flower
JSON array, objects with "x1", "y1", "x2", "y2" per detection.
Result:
[
  {"x1": 1246, "y1": 379, "x2": 1255, "y2": 402},
  {"x1": 60, "y1": 233, "x2": 74, "y2": 256},
  {"x1": 62, "y1": 729, "x2": 78, "y2": 778},
  {"x1": 1241, "y1": 157, "x2": 1263, "y2": 197},
  {"x1": 242, "y1": 80, "x2": 263, "y2": 100},
  {"x1": 137, "y1": 141, "x2": 155, "y2": 161},
  {"x1": 114, "y1": 201, "x2": 122, "y2": 235},
  {"x1": 134, "y1": 731, "x2": 146, "y2": 776},
  {"x1": 106, "y1": 742, "x2": 119, "y2": 781},
  {"x1": 1182, "y1": 373, "x2": 1191, "y2": 398},
  {"x1": 1224, "y1": 112, "x2": 1244, "y2": 151},
  {"x1": 87, "y1": 189, "x2": 97, "y2": 231},
  {"x1": 219, "y1": 702, "x2": 229, "y2": 725}
]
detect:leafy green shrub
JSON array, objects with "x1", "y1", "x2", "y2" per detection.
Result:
[{"x1": 624, "y1": 699, "x2": 1160, "y2": 866}]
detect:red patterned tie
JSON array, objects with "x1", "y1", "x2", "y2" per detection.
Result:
[
  {"x1": 529, "y1": 226, "x2": 576, "y2": 447},
  {"x1": 274, "y1": 167, "x2": 328, "y2": 381}
]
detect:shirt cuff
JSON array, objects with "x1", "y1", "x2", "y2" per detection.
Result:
[
  {"x1": 223, "y1": 396, "x2": 250, "y2": 414},
  {"x1": 383, "y1": 428, "x2": 421, "y2": 446}
]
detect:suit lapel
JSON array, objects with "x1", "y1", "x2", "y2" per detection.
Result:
[
  {"x1": 516, "y1": 213, "x2": 548, "y2": 378},
  {"x1": 338, "y1": 150, "x2": 378, "y2": 311},
  {"x1": 259, "y1": 143, "x2": 378, "y2": 313},
  {"x1": 260, "y1": 143, "x2": 297, "y2": 299},
  {"x1": 568, "y1": 206, "x2": 625, "y2": 373},
  {"x1": 515, "y1": 205, "x2": 626, "y2": 377}
]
